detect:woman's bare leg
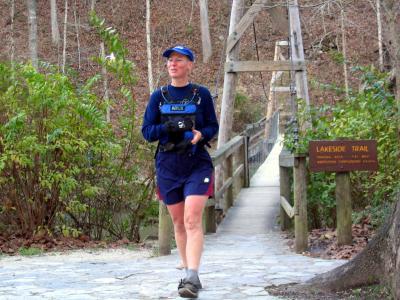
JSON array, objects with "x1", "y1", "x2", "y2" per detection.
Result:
[{"x1": 167, "y1": 201, "x2": 187, "y2": 268}]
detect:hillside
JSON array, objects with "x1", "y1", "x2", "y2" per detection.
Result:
[{"x1": 0, "y1": 0, "x2": 380, "y2": 121}]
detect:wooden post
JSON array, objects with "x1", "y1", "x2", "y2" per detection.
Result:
[
  {"x1": 204, "y1": 202, "x2": 216, "y2": 233},
  {"x1": 224, "y1": 154, "x2": 234, "y2": 210},
  {"x1": 288, "y1": 0, "x2": 310, "y2": 108},
  {"x1": 233, "y1": 149, "x2": 240, "y2": 198},
  {"x1": 158, "y1": 202, "x2": 172, "y2": 255},
  {"x1": 216, "y1": 0, "x2": 243, "y2": 194},
  {"x1": 243, "y1": 135, "x2": 250, "y2": 188},
  {"x1": 336, "y1": 172, "x2": 352, "y2": 245},
  {"x1": 294, "y1": 155, "x2": 308, "y2": 253},
  {"x1": 280, "y1": 166, "x2": 292, "y2": 230},
  {"x1": 239, "y1": 136, "x2": 249, "y2": 188}
]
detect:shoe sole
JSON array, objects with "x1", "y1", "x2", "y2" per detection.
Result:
[{"x1": 178, "y1": 287, "x2": 198, "y2": 298}]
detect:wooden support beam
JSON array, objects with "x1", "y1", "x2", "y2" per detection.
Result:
[
  {"x1": 215, "y1": 176, "x2": 233, "y2": 203},
  {"x1": 276, "y1": 40, "x2": 288, "y2": 46},
  {"x1": 280, "y1": 196, "x2": 295, "y2": 219},
  {"x1": 226, "y1": 0, "x2": 271, "y2": 55},
  {"x1": 225, "y1": 60, "x2": 305, "y2": 73},
  {"x1": 216, "y1": 0, "x2": 244, "y2": 209},
  {"x1": 271, "y1": 86, "x2": 291, "y2": 92},
  {"x1": 239, "y1": 136, "x2": 249, "y2": 188},
  {"x1": 289, "y1": 0, "x2": 310, "y2": 107},
  {"x1": 225, "y1": 154, "x2": 234, "y2": 210}
]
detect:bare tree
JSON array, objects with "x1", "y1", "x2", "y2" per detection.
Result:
[
  {"x1": 188, "y1": 0, "x2": 196, "y2": 27},
  {"x1": 199, "y1": 0, "x2": 212, "y2": 63},
  {"x1": 10, "y1": 0, "x2": 15, "y2": 66},
  {"x1": 100, "y1": 43, "x2": 110, "y2": 122},
  {"x1": 146, "y1": 0, "x2": 154, "y2": 92},
  {"x1": 381, "y1": 0, "x2": 400, "y2": 102},
  {"x1": 340, "y1": 1, "x2": 349, "y2": 96},
  {"x1": 62, "y1": 0, "x2": 68, "y2": 73},
  {"x1": 50, "y1": 0, "x2": 60, "y2": 45},
  {"x1": 376, "y1": 0, "x2": 384, "y2": 71},
  {"x1": 73, "y1": 0, "x2": 81, "y2": 69},
  {"x1": 26, "y1": 0, "x2": 38, "y2": 69},
  {"x1": 90, "y1": 0, "x2": 95, "y2": 11}
]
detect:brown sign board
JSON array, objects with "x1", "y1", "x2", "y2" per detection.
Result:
[{"x1": 309, "y1": 140, "x2": 378, "y2": 172}]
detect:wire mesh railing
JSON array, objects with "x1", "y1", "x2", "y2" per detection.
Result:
[{"x1": 245, "y1": 110, "x2": 280, "y2": 178}]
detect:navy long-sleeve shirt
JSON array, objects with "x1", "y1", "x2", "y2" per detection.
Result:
[{"x1": 141, "y1": 83, "x2": 219, "y2": 146}]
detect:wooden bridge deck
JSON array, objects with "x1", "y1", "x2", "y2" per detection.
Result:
[{"x1": 217, "y1": 136, "x2": 283, "y2": 235}]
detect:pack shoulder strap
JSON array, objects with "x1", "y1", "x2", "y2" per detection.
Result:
[{"x1": 160, "y1": 83, "x2": 201, "y2": 105}]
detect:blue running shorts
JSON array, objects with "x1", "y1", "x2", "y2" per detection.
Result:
[{"x1": 155, "y1": 149, "x2": 214, "y2": 205}]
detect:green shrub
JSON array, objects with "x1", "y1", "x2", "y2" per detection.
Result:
[
  {"x1": 0, "y1": 14, "x2": 157, "y2": 241},
  {"x1": 18, "y1": 246, "x2": 43, "y2": 256}
]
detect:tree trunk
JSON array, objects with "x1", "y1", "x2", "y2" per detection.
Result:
[
  {"x1": 73, "y1": 0, "x2": 81, "y2": 69},
  {"x1": 50, "y1": 0, "x2": 60, "y2": 45},
  {"x1": 62, "y1": 0, "x2": 68, "y2": 73},
  {"x1": 303, "y1": 193, "x2": 400, "y2": 298},
  {"x1": 376, "y1": 0, "x2": 384, "y2": 71},
  {"x1": 90, "y1": 0, "x2": 95, "y2": 11},
  {"x1": 146, "y1": 0, "x2": 154, "y2": 93},
  {"x1": 100, "y1": 42, "x2": 110, "y2": 122},
  {"x1": 26, "y1": 0, "x2": 38, "y2": 69},
  {"x1": 10, "y1": 0, "x2": 15, "y2": 66},
  {"x1": 340, "y1": 3, "x2": 349, "y2": 97},
  {"x1": 199, "y1": 0, "x2": 212, "y2": 63},
  {"x1": 380, "y1": 0, "x2": 400, "y2": 142}
]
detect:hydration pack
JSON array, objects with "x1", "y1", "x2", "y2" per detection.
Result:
[{"x1": 157, "y1": 84, "x2": 201, "y2": 153}]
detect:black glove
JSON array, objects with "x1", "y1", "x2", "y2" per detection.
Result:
[
  {"x1": 164, "y1": 118, "x2": 194, "y2": 133},
  {"x1": 174, "y1": 139, "x2": 192, "y2": 154}
]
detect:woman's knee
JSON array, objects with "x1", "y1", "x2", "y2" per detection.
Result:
[
  {"x1": 173, "y1": 220, "x2": 186, "y2": 234},
  {"x1": 184, "y1": 214, "x2": 202, "y2": 232}
]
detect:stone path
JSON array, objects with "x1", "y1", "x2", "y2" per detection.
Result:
[{"x1": 0, "y1": 138, "x2": 346, "y2": 299}]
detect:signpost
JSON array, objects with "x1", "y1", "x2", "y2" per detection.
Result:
[{"x1": 309, "y1": 140, "x2": 378, "y2": 245}]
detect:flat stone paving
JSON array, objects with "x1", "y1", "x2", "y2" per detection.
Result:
[{"x1": 0, "y1": 138, "x2": 346, "y2": 299}]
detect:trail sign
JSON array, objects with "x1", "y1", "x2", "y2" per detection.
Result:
[{"x1": 309, "y1": 140, "x2": 378, "y2": 172}]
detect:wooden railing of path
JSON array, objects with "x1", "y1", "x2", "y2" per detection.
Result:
[
  {"x1": 158, "y1": 111, "x2": 280, "y2": 255},
  {"x1": 279, "y1": 148, "x2": 308, "y2": 253}
]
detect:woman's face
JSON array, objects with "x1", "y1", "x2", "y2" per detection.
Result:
[{"x1": 167, "y1": 52, "x2": 193, "y2": 80}]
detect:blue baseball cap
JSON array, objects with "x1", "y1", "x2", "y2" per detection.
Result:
[{"x1": 162, "y1": 45, "x2": 195, "y2": 61}]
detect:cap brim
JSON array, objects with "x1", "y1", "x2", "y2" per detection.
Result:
[{"x1": 162, "y1": 49, "x2": 193, "y2": 61}]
